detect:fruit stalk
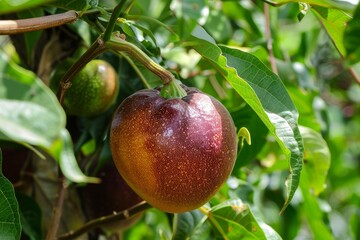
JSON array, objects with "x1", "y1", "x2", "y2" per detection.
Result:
[{"x1": 106, "y1": 33, "x2": 174, "y2": 84}]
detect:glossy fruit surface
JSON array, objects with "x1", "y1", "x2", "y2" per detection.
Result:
[
  {"x1": 110, "y1": 85, "x2": 237, "y2": 213},
  {"x1": 52, "y1": 59, "x2": 119, "y2": 117}
]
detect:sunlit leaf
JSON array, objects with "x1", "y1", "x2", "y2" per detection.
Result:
[
  {"x1": 231, "y1": 105, "x2": 268, "y2": 169},
  {"x1": 187, "y1": 26, "x2": 303, "y2": 213},
  {"x1": 0, "y1": 51, "x2": 66, "y2": 148},
  {"x1": 0, "y1": 0, "x2": 53, "y2": 14},
  {"x1": 311, "y1": 6, "x2": 352, "y2": 56},
  {"x1": 300, "y1": 166, "x2": 333, "y2": 239},
  {"x1": 344, "y1": 3, "x2": 360, "y2": 64},
  {"x1": 54, "y1": 129, "x2": 100, "y2": 184},
  {"x1": 300, "y1": 126, "x2": 331, "y2": 195},
  {"x1": 16, "y1": 9, "x2": 44, "y2": 67},
  {"x1": 263, "y1": 0, "x2": 356, "y2": 12},
  {"x1": 172, "y1": 210, "x2": 211, "y2": 240},
  {"x1": 208, "y1": 199, "x2": 282, "y2": 239},
  {"x1": 170, "y1": 0, "x2": 209, "y2": 39},
  {"x1": 0, "y1": 150, "x2": 21, "y2": 240},
  {"x1": 50, "y1": 0, "x2": 96, "y2": 11}
]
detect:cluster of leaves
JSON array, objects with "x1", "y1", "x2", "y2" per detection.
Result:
[{"x1": 0, "y1": 0, "x2": 360, "y2": 239}]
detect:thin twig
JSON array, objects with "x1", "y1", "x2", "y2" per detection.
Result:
[
  {"x1": 45, "y1": 176, "x2": 68, "y2": 240},
  {"x1": 0, "y1": 10, "x2": 78, "y2": 35},
  {"x1": 199, "y1": 207, "x2": 229, "y2": 240},
  {"x1": 264, "y1": 3, "x2": 278, "y2": 75},
  {"x1": 58, "y1": 201, "x2": 151, "y2": 240},
  {"x1": 349, "y1": 67, "x2": 360, "y2": 85},
  {"x1": 125, "y1": 14, "x2": 178, "y2": 36}
]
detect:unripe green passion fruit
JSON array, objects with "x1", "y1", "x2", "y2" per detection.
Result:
[
  {"x1": 51, "y1": 59, "x2": 119, "y2": 117},
  {"x1": 110, "y1": 85, "x2": 237, "y2": 213}
]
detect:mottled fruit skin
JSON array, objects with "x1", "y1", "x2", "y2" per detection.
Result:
[
  {"x1": 61, "y1": 60, "x2": 118, "y2": 117},
  {"x1": 110, "y1": 85, "x2": 237, "y2": 213}
]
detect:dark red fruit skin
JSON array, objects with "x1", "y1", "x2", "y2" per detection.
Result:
[
  {"x1": 110, "y1": 85, "x2": 238, "y2": 213},
  {"x1": 79, "y1": 160, "x2": 143, "y2": 230}
]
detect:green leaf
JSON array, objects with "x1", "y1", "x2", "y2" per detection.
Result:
[
  {"x1": 311, "y1": 6, "x2": 352, "y2": 56},
  {"x1": 53, "y1": 129, "x2": 100, "y2": 184},
  {"x1": 0, "y1": 0, "x2": 53, "y2": 14},
  {"x1": 0, "y1": 52, "x2": 66, "y2": 148},
  {"x1": 0, "y1": 150, "x2": 21, "y2": 240},
  {"x1": 344, "y1": 3, "x2": 360, "y2": 64},
  {"x1": 187, "y1": 26, "x2": 304, "y2": 213},
  {"x1": 299, "y1": 165, "x2": 333, "y2": 239},
  {"x1": 16, "y1": 193, "x2": 42, "y2": 240},
  {"x1": 263, "y1": 0, "x2": 356, "y2": 12},
  {"x1": 170, "y1": 0, "x2": 209, "y2": 39},
  {"x1": 50, "y1": 0, "x2": 95, "y2": 11},
  {"x1": 300, "y1": 126, "x2": 331, "y2": 195},
  {"x1": 231, "y1": 105, "x2": 269, "y2": 169},
  {"x1": 16, "y1": 9, "x2": 44, "y2": 68},
  {"x1": 208, "y1": 199, "x2": 282, "y2": 239},
  {"x1": 172, "y1": 210, "x2": 211, "y2": 240}
]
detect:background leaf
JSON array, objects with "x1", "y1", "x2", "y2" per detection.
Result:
[
  {"x1": 50, "y1": 0, "x2": 96, "y2": 11},
  {"x1": 0, "y1": 150, "x2": 21, "y2": 240},
  {"x1": 0, "y1": 0, "x2": 53, "y2": 14},
  {"x1": 0, "y1": 51, "x2": 66, "y2": 148},
  {"x1": 207, "y1": 199, "x2": 281, "y2": 239},
  {"x1": 16, "y1": 193, "x2": 42, "y2": 240},
  {"x1": 311, "y1": 6, "x2": 352, "y2": 56},
  {"x1": 170, "y1": 0, "x2": 209, "y2": 39},
  {"x1": 172, "y1": 210, "x2": 211, "y2": 240},
  {"x1": 54, "y1": 129, "x2": 100, "y2": 184},
  {"x1": 299, "y1": 166, "x2": 333, "y2": 239},
  {"x1": 300, "y1": 126, "x2": 331, "y2": 195},
  {"x1": 344, "y1": 3, "x2": 360, "y2": 64},
  {"x1": 263, "y1": 0, "x2": 356, "y2": 11},
  {"x1": 16, "y1": 9, "x2": 44, "y2": 68},
  {"x1": 187, "y1": 27, "x2": 303, "y2": 212}
]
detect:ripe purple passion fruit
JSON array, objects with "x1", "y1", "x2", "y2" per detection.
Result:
[{"x1": 110, "y1": 85, "x2": 237, "y2": 213}]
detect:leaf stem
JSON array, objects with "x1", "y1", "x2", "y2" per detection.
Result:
[
  {"x1": 199, "y1": 207, "x2": 229, "y2": 240},
  {"x1": 125, "y1": 14, "x2": 178, "y2": 36},
  {"x1": 103, "y1": 0, "x2": 127, "y2": 41},
  {"x1": 106, "y1": 33, "x2": 174, "y2": 83},
  {"x1": 0, "y1": 10, "x2": 78, "y2": 35},
  {"x1": 57, "y1": 201, "x2": 151, "y2": 239}
]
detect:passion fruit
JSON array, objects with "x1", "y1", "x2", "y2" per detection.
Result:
[
  {"x1": 51, "y1": 59, "x2": 119, "y2": 117},
  {"x1": 110, "y1": 85, "x2": 237, "y2": 213}
]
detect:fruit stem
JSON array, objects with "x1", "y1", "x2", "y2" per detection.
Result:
[
  {"x1": 106, "y1": 33, "x2": 175, "y2": 84},
  {"x1": 160, "y1": 79, "x2": 187, "y2": 99}
]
